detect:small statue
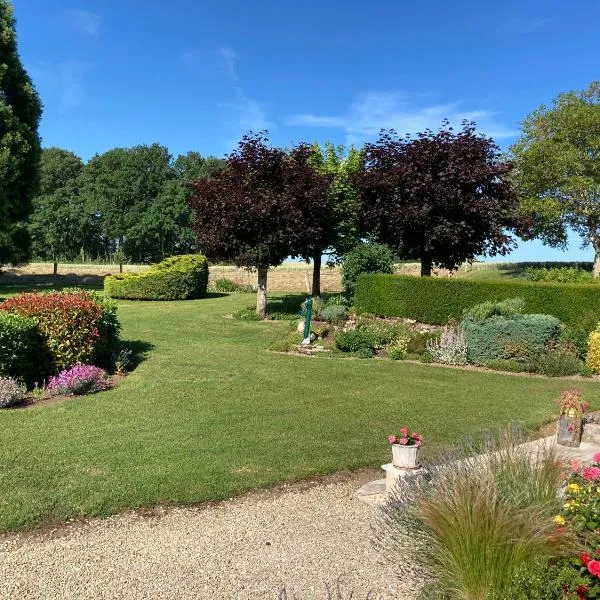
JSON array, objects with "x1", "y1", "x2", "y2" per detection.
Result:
[{"x1": 557, "y1": 388, "x2": 589, "y2": 448}]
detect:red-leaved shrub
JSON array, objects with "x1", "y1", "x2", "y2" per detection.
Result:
[{"x1": 0, "y1": 290, "x2": 120, "y2": 371}]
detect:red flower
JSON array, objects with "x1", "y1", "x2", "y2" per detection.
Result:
[
  {"x1": 581, "y1": 552, "x2": 590, "y2": 565},
  {"x1": 583, "y1": 466, "x2": 600, "y2": 481},
  {"x1": 588, "y1": 559, "x2": 600, "y2": 577},
  {"x1": 583, "y1": 401, "x2": 590, "y2": 412}
]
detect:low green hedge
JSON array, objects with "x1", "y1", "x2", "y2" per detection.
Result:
[
  {"x1": 0, "y1": 312, "x2": 46, "y2": 386},
  {"x1": 354, "y1": 274, "x2": 600, "y2": 329},
  {"x1": 105, "y1": 254, "x2": 209, "y2": 300},
  {"x1": 462, "y1": 314, "x2": 562, "y2": 364}
]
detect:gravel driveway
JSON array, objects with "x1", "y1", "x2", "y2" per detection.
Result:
[{"x1": 0, "y1": 472, "x2": 417, "y2": 599}]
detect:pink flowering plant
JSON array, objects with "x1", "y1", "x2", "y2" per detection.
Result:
[
  {"x1": 47, "y1": 364, "x2": 108, "y2": 396},
  {"x1": 387, "y1": 427, "x2": 423, "y2": 447},
  {"x1": 550, "y1": 453, "x2": 600, "y2": 598}
]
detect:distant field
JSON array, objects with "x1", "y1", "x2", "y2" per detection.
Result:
[{"x1": 0, "y1": 260, "x2": 590, "y2": 294}]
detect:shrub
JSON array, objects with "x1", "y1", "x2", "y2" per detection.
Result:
[
  {"x1": 105, "y1": 254, "x2": 209, "y2": 300},
  {"x1": 335, "y1": 329, "x2": 375, "y2": 353},
  {"x1": 48, "y1": 364, "x2": 108, "y2": 396},
  {"x1": 426, "y1": 325, "x2": 468, "y2": 365},
  {"x1": 387, "y1": 341, "x2": 408, "y2": 360},
  {"x1": 353, "y1": 347, "x2": 374, "y2": 359},
  {"x1": 354, "y1": 273, "x2": 600, "y2": 330},
  {"x1": 340, "y1": 242, "x2": 395, "y2": 295},
  {"x1": 0, "y1": 377, "x2": 26, "y2": 408},
  {"x1": 462, "y1": 313, "x2": 562, "y2": 365},
  {"x1": 0, "y1": 290, "x2": 120, "y2": 372},
  {"x1": 484, "y1": 359, "x2": 530, "y2": 373},
  {"x1": 355, "y1": 317, "x2": 410, "y2": 348},
  {"x1": 0, "y1": 311, "x2": 47, "y2": 386},
  {"x1": 525, "y1": 266, "x2": 597, "y2": 284},
  {"x1": 320, "y1": 305, "x2": 348, "y2": 325},
  {"x1": 586, "y1": 326, "x2": 600, "y2": 374},
  {"x1": 406, "y1": 331, "x2": 441, "y2": 356},
  {"x1": 208, "y1": 278, "x2": 253, "y2": 293},
  {"x1": 375, "y1": 430, "x2": 570, "y2": 600},
  {"x1": 324, "y1": 294, "x2": 350, "y2": 307},
  {"x1": 462, "y1": 297, "x2": 525, "y2": 324},
  {"x1": 527, "y1": 343, "x2": 582, "y2": 377},
  {"x1": 269, "y1": 332, "x2": 302, "y2": 352}
]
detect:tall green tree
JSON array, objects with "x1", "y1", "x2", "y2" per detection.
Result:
[
  {"x1": 306, "y1": 143, "x2": 361, "y2": 296},
  {"x1": 0, "y1": 0, "x2": 42, "y2": 264},
  {"x1": 511, "y1": 81, "x2": 600, "y2": 276},
  {"x1": 28, "y1": 148, "x2": 87, "y2": 273},
  {"x1": 82, "y1": 144, "x2": 173, "y2": 270}
]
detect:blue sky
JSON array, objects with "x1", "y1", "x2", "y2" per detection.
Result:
[{"x1": 12, "y1": 0, "x2": 600, "y2": 262}]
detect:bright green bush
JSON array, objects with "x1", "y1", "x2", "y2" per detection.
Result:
[
  {"x1": 463, "y1": 297, "x2": 525, "y2": 323},
  {"x1": 525, "y1": 266, "x2": 597, "y2": 284},
  {"x1": 105, "y1": 254, "x2": 209, "y2": 300},
  {"x1": 527, "y1": 343, "x2": 582, "y2": 377},
  {"x1": 354, "y1": 274, "x2": 600, "y2": 330},
  {"x1": 462, "y1": 313, "x2": 561, "y2": 365},
  {"x1": 340, "y1": 242, "x2": 395, "y2": 295},
  {"x1": 0, "y1": 312, "x2": 45, "y2": 385},
  {"x1": 406, "y1": 331, "x2": 441, "y2": 356},
  {"x1": 209, "y1": 278, "x2": 253, "y2": 293},
  {"x1": 335, "y1": 330, "x2": 375, "y2": 353}
]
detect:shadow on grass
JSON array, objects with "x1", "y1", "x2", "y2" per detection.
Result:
[
  {"x1": 0, "y1": 273, "x2": 105, "y2": 294},
  {"x1": 120, "y1": 340, "x2": 155, "y2": 370}
]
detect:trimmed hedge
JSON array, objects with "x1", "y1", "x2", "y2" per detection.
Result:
[
  {"x1": 105, "y1": 254, "x2": 209, "y2": 300},
  {"x1": 462, "y1": 314, "x2": 562, "y2": 364},
  {"x1": 0, "y1": 312, "x2": 46, "y2": 386},
  {"x1": 354, "y1": 274, "x2": 600, "y2": 329}
]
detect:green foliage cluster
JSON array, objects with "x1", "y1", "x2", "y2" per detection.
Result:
[
  {"x1": 320, "y1": 304, "x2": 348, "y2": 324},
  {"x1": 335, "y1": 330, "x2": 376, "y2": 353},
  {"x1": 104, "y1": 254, "x2": 209, "y2": 300},
  {"x1": 462, "y1": 297, "x2": 525, "y2": 323},
  {"x1": 208, "y1": 278, "x2": 254, "y2": 293},
  {"x1": 354, "y1": 274, "x2": 600, "y2": 330},
  {"x1": 340, "y1": 242, "x2": 395, "y2": 295},
  {"x1": 525, "y1": 267, "x2": 598, "y2": 284},
  {"x1": 0, "y1": 312, "x2": 43, "y2": 386},
  {"x1": 355, "y1": 316, "x2": 410, "y2": 348}
]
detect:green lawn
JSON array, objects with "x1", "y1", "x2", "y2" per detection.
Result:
[{"x1": 0, "y1": 292, "x2": 598, "y2": 531}]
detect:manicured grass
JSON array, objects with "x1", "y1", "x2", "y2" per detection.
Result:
[{"x1": 0, "y1": 293, "x2": 598, "y2": 531}]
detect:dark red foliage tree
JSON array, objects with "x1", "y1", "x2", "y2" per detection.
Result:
[
  {"x1": 357, "y1": 122, "x2": 517, "y2": 276},
  {"x1": 188, "y1": 133, "x2": 331, "y2": 317}
]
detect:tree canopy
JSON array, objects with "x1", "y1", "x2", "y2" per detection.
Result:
[
  {"x1": 357, "y1": 122, "x2": 517, "y2": 276},
  {"x1": 511, "y1": 81, "x2": 600, "y2": 275},
  {"x1": 0, "y1": 0, "x2": 42, "y2": 264}
]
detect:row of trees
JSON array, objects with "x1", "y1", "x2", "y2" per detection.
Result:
[
  {"x1": 189, "y1": 128, "x2": 517, "y2": 316},
  {"x1": 29, "y1": 146, "x2": 223, "y2": 272}
]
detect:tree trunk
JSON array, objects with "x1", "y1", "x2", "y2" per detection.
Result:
[
  {"x1": 53, "y1": 261, "x2": 58, "y2": 276},
  {"x1": 312, "y1": 254, "x2": 322, "y2": 298},
  {"x1": 594, "y1": 248, "x2": 600, "y2": 278},
  {"x1": 420, "y1": 255, "x2": 433, "y2": 277},
  {"x1": 256, "y1": 267, "x2": 268, "y2": 319}
]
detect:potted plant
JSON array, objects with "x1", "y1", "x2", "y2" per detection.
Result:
[
  {"x1": 388, "y1": 427, "x2": 423, "y2": 469},
  {"x1": 557, "y1": 388, "x2": 589, "y2": 448}
]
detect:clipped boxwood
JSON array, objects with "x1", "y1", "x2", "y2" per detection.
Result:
[
  {"x1": 105, "y1": 254, "x2": 209, "y2": 300},
  {"x1": 462, "y1": 314, "x2": 562, "y2": 364},
  {"x1": 0, "y1": 311, "x2": 47, "y2": 386},
  {"x1": 354, "y1": 274, "x2": 600, "y2": 329}
]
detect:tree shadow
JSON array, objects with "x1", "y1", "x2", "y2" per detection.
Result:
[
  {"x1": 0, "y1": 273, "x2": 105, "y2": 294},
  {"x1": 119, "y1": 340, "x2": 155, "y2": 370}
]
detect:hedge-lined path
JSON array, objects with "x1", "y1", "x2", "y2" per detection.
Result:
[{"x1": 0, "y1": 472, "x2": 416, "y2": 600}]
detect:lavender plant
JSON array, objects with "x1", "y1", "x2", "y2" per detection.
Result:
[{"x1": 47, "y1": 364, "x2": 108, "y2": 396}]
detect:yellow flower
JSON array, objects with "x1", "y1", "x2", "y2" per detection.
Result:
[
  {"x1": 553, "y1": 515, "x2": 566, "y2": 526},
  {"x1": 569, "y1": 483, "x2": 582, "y2": 493}
]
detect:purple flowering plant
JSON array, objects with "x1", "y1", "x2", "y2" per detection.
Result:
[{"x1": 48, "y1": 364, "x2": 108, "y2": 396}]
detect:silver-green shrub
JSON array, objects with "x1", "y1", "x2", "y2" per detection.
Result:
[{"x1": 0, "y1": 377, "x2": 26, "y2": 408}]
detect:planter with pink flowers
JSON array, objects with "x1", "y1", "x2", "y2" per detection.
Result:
[
  {"x1": 557, "y1": 388, "x2": 589, "y2": 448},
  {"x1": 388, "y1": 428, "x2": 423, "y2": 469}
]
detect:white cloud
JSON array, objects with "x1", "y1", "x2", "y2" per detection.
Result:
[
  {"x1": 218, "y1": 47, "x2": 239, "y2": 81},
  {"x1": 27, "y1": 61, "x2": 90, "y2": 113},
  {"x1": 226, "y1": 88, "x2": 273, "y2": 132},
  {"x1": 287, "y1": 91, "x2": 517, "y2": 145},
  {"x1": 64, "y1": 10, "x2": 101, "y2": 36}
]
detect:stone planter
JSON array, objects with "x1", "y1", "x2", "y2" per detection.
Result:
[
  {"x1": 557, "y1": 414, "x2": 583, "y2": 448},
  {"x1": 391, "y1": 443, "x2": 420, "y2": 469}
]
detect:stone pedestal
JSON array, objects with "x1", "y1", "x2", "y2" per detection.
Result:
[
  {"x1": 382, "y1": 463, "x2": 424, "y2": 493},
  {"x1": 582, "y1": 423, "x2": 600, "y2": 445}
]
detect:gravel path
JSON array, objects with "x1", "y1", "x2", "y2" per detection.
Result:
[{"x1": 0, "y1": 473, "x2": 417, "y2": 600}]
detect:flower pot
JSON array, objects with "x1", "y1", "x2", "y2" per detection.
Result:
[
  {"x1": 557, "y1": 415, "x2": 583, "y2": 448},
  {"x1": 391, "y1": 443, "x2": 420, "y2": 469}
]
